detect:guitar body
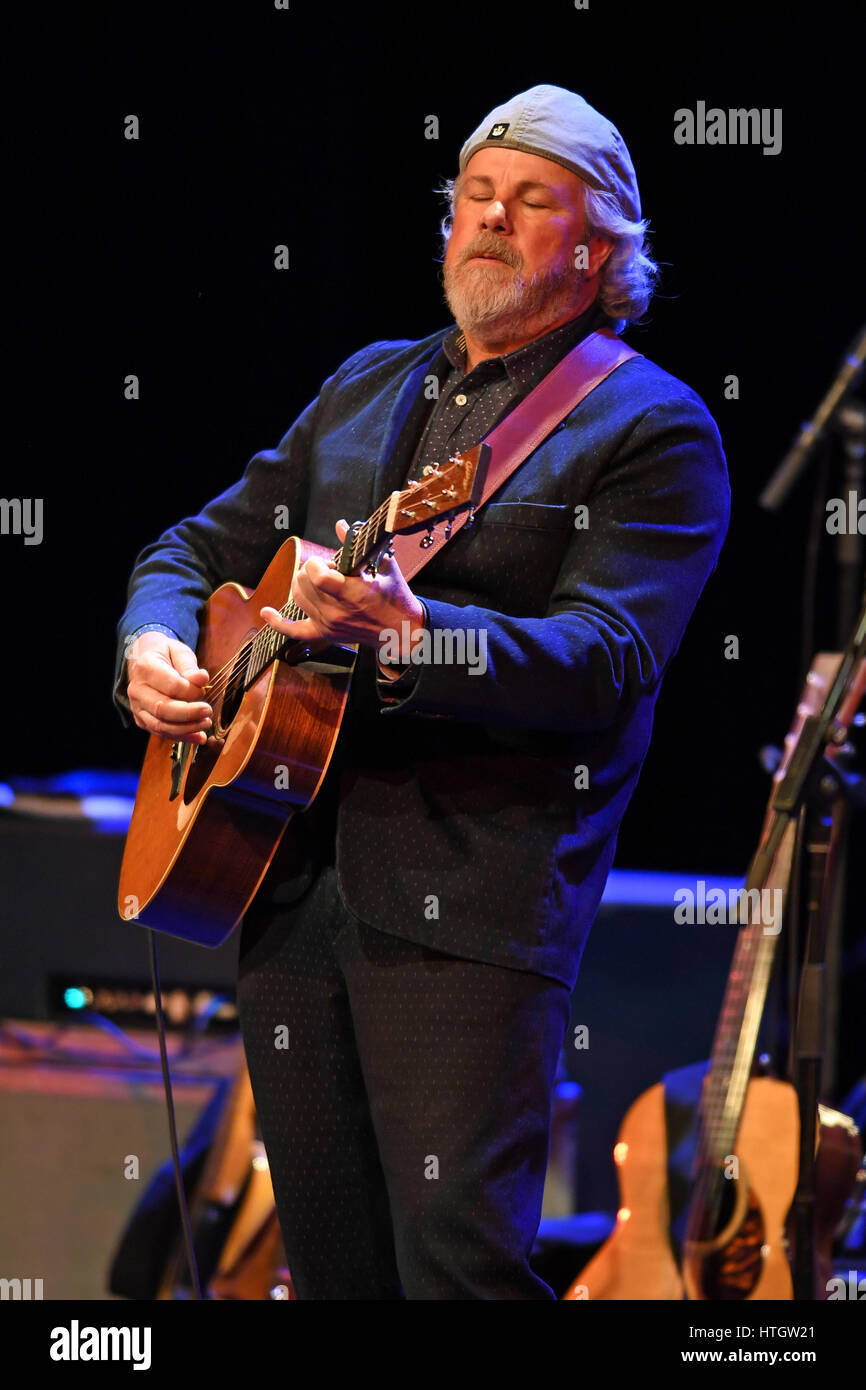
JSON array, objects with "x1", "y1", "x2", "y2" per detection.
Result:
[
  {"x1": 158, "y1": 1065, "x2": 296, "y2": 1301},
  {"x1": 563, "y1": 1077, "x2": 860, "y2": 1301},
  {"x1": 563, "y1": 651, "x2": 865, "y2": 1303},
  {"x1": 563, "y1": 1082, "x2": 684, "y2": 1300},
  {"x1": 208, "y1": 1163, "x2": 295, "y2": 1302},
  {"x1": 118, "y1": 536, "x2": 357, "y2": 946},
  {"x1": 681, "y1": 1077, "x2": 799, "y2": 1300}
]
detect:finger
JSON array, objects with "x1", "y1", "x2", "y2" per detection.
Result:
[
  {"x1": 168, "y1": 649, "x2": 210, "y2": 683},
  {"x1": 134, "y1": 707, "x2": 211, "y2": 742},
  {"x1": 133, "y1": 661, "x2": 213, "y2": 704},
  {"x1": 290, "y1": 580, "x2": 354, "y2": 642},
  {"x1": 374, "y1": 548, "x2": 407, "y2": 581},
  {"x1": 335, "y1": 519, "x2": 350, "y2": 541},
  {"x1": 260, "y1": 606, "x2": 320, "y2": 643},
  {"x1": 291, "y1": 569, "x2": 335, "y2": 623},
  {"x1": 303, "y1": 553, "x2": 346, "y2": 586},
  {"x1": 170, "y1": 656, "x2": 211, "y2": 689},
  {"x1": 180, "y1": 667, "x2": 210, "y2": 686},
  {"x1": 132, "y1": 691, "x2": 213, "y2": 726},
  {"x1": 154, "y1": 696, "x2": 213, "y2": 724}
]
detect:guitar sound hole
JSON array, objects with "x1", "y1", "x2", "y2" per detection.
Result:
[
  {"x1": 701, "y1": 1180, "x2": 765, "y2": 1300},
  {"x1": 216, "y1": 659, "x2": 247, "y2": 736},
  {"x1": 180, "y1": 653, "x2": 249, "y2": 805}
]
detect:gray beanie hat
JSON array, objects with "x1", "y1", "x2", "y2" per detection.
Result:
[{"x1": 458, "y1": 84, "x2": 641, "y2": 223}]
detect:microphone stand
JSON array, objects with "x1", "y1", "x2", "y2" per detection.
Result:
[
  {"x1": 759, "y1": 326, "x2": 865, "y2": 516},
  {"x1": 760, "y1": 324, "x2": 865, "y2": 692}
]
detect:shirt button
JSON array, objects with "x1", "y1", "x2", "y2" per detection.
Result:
[{"x1": 454, "y1": 393, "x2": 468, "y2": 406}]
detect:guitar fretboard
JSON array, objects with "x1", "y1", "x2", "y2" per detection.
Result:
[{"x1": 697, "y1": 880, "x2": 789, "y2": 1164}]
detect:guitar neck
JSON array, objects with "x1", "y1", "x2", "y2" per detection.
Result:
[
  {"x1": 696, "y1": 834, "x2": 794, "y2": 1165},
  {"x1": 231, "y1": 447, "x2": 488, "y2": 693}
]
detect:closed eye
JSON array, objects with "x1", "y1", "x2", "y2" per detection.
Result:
[{"x1": 467, "y1": 196, "x2": 550, "y2": 209}]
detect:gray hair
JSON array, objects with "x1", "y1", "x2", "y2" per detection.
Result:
[{"x1": 437, "y1": 174, "x2": 660, "y2": 333}]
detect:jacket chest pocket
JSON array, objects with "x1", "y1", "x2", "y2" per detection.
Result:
[
  {"x1": 433, "y1": 502, "x2": 575, "y2": 613},
  {"x1": 475, "y1": 501, "x2": 573, "y2": 531}
]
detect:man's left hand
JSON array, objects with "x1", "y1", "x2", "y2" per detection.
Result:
[{"x1": 260, "y1": 520, "x2": 425, "y2": 653}]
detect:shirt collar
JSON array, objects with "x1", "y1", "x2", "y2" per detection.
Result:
[{"x1": 442, "y1": 301, "x2": 609, "y2": 388}]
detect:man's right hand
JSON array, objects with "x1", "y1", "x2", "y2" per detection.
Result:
[{"x1": 125, "y1": 631, "x2": 212, "y2": 744}]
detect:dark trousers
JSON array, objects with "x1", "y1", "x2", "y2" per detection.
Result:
[{"x1": 236, "y1": 864, "x2": 571, "y2": 1300}]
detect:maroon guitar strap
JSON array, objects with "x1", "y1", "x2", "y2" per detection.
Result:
[{"x1": 390, "y1": 327, "x2": 641, "y2": 581}]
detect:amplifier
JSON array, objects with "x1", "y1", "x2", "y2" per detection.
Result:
[{"x1": 0, "y1": 1022, "x2": 242, "y2": 1300}]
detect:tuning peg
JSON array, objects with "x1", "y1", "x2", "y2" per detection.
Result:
[
  {"x1": 422, "y1": 464, "x2": 440, "y2": 476},
  {"x1": 464, "y1": 507, "x2": 477, "y2": 528},
  {"x1": 444, "y1": 518, "x2": 453, "y2": 539},
  {"x1": 420, "y1": 526, "x2": 435, "y2": 549}
]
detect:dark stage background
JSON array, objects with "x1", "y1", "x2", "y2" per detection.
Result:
[{"x1": 5, "y1": 5, "x2": 865, "y2": 1098}]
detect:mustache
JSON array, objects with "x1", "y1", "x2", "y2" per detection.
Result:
[{"x1": 456, "y1": 235, "x2": 522, "y2": 271}]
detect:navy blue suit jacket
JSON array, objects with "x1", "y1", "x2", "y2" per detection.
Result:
[{"x1": 114, "y1": 327, "x2": 730, "y2": 988}]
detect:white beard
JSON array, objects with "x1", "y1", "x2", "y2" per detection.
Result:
[{"x1": 443, "y1": 253, "x2": 586, "y2": 341}]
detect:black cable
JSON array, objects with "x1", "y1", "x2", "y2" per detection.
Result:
[{"x1": 147, "y1": 928, "x2": 204, "y2": 1300}]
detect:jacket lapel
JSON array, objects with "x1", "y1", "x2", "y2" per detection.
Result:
[{"x1": 369, "y1": 334, "x2": 451, "y2": 510}]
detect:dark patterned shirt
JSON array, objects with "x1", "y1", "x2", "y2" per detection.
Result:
[
  {"x1": 407, "y1": 301, "x2": 608, "y2": 484},
  {"x1": 377, "y1": 300, "x2": 609, "y2": 697}
]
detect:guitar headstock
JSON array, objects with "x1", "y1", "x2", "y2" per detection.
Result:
[
  {"x1": 333, "y1": 443, "x2": 490, "y2": 576},
  {"x1": 385, "y1": 443, "x2": 490, "y2": 535},
  {"x1": 759, "y1": 650, "x2": 866, "y2": 847}
]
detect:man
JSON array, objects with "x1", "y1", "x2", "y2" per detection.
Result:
[{"x1": 114, "y1": 85, "x2": 730, "y2": 1299}]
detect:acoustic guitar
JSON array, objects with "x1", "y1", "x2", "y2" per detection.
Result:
[
  {"x1": 157, "y1": 1063, "x2": 294, "y2": 1301},
  {"x1": 118, "y1": 447, "x2": 487, "y2": 946},
  {"x1": 563, "y1": 649, "x2": 865, "y2": 1300}
]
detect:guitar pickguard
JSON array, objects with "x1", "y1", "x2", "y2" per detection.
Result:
[{"x1": 169, "y1": 740, "x2": 195, "y2": 801}]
